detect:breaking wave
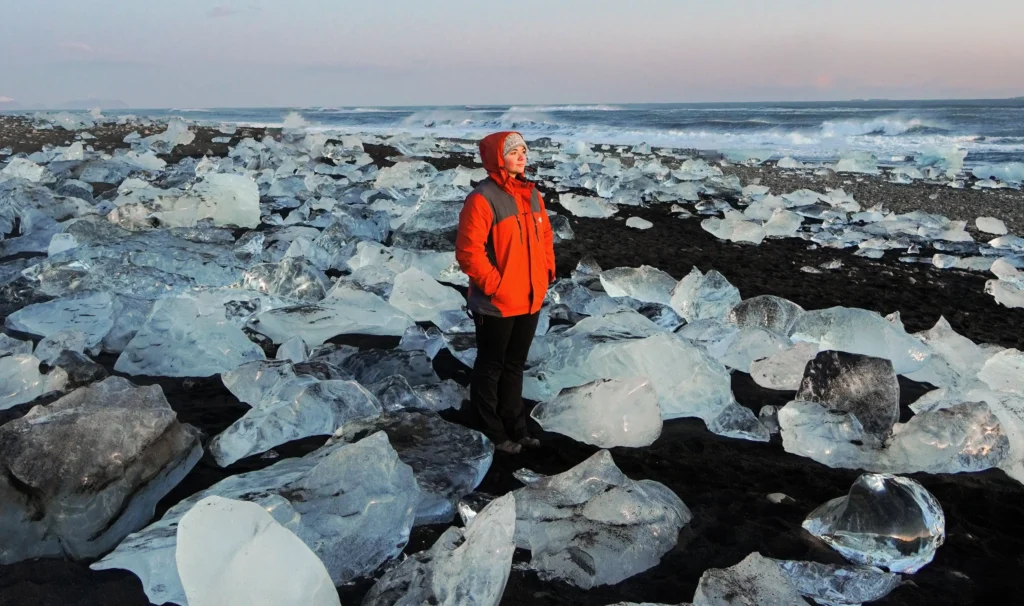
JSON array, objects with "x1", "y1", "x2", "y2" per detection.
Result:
[
  {"x1": 819, "y1": 115, "x2": 950, "y2": 137},
  {"x1": 506, "y1": 104, "x2": 624, "y2": 112}
]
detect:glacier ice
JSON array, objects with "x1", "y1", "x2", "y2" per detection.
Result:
[
  {"x1": 790, "y1": 307, "x2": 930, "y2": 374},
  {"x1": 363, "y1": 493, "x2": 515, "y2": 606},
  {"x1": 626, "y1": 216, "x2": 653, "y2": 230},
  {"x1": 176, "y1": 496, "x2": 341, "y2": 606},
  {"x1": 558, "y1": 193, "x2": 619, "y2": 218},
  {"x1": 691, "y1": 552, "x2": 805, "y2": 606},
  {"x1": 701, "y1": 213, "x2": 766, "y2": 245},
  {"x1": 749, "y1": 342, "x2": 821, "y2": 391},
  {"x1": 5, "y1": 291, "x2": 113, "y2": 350},
  {"x1": 52, "y1": 350, "x2": 108, "y2": 389},
  {"x1": 330, "y1": 411, "x2": 492, "y2": 525},
  {"x1": 978, "y1": 349, "x2": 1024, "y2": 395},
  {"x1": 93, "y1": 432, "x2": 418, "y2": 606},
  {"x1": 248, "y1": 286, "x2": 415, "y2": 346},
  {"x1": 803, "y1": 473, "x2": 945, "y2": 573},
  {"x1": 774, "y1": 559, "x2": 901, "y2": 606},
  {"x1": 33, "y1": 328, "x2": 90, "y2": 365},
  {"x1": 976, "y1": 216, "x2": 1007, "y2": 235},
  {"x1": 0, "y1": 333, "x2": 33, "y2": 357},
  {"x1": 210, "y1": 363, "x2": 383, "y2": 466},
  {"x1": 972, "y1": 162, "x2": 1024, "y2": 185},
  {"x1": 110, "y1": 174, "x2": 260, "y2": 229},
  {"x1": 727, "y1": 294, "x2": 805, "y2": 336},
  {"x1": 0, "y1": 354, "x2": 69, "y2": 410},
  {"x1": 241, "y1": 257, "x2": 332, "y2": 303},
  {"x1": 115, "y1": 297, "x2": 265, "y2": 377},
  {"x1": 275, "y1": 335, "x2": 308, "y2": 363},
  {"x1": 669, "y1": 267, "x2": 742, "y2": 322},
  {"x1": 707, "y1": 402, "x2": 771, "y2": 443},
  {"x1": 708, "y1": 327, "x2": 791, "y2": 373},
  {"x1": 599, "y1": 265, "x2": 677, "y2": 306},
  {"x1": 0, "y1": 377, "x2": 202, "y2": 563},
  {"x1": 795, "y1": 351, "x2": 899, "y2": 443},
  {"x1": 398, "y1": 325, "x2": 445, "y2": 360},
  {"x1": 509, "y1": 450, "x2": 691, "y2": 588},
  {"x1": 389, "y1": 266, "x2": 465, "y2": 322},
  {"x1": 530, "y1": 377, "x2": 663, "y2": 448}
]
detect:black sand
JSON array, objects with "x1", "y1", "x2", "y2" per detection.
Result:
[{"x1": 1, "y1": 118, "x2": 1023, "y2": 606}]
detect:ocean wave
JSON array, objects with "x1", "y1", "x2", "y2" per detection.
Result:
[
  {"x1": 819, "y1": 115, "x2": 950, "y2": 137},
  {"x1": 506, "y1": 104, "x2": 624, "y2": 112}
]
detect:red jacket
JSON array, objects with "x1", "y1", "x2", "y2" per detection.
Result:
[{"x1": 456, "y1": 131, "x2": 556, "y2": 317}]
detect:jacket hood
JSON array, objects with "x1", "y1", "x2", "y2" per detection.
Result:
[{"x1": 479, "y1": 131, "x2": 532, "y2": 190}]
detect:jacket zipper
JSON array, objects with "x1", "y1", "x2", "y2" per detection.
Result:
[{"x1": 516, "y1": 215, "x2": 524, "y2": 245}]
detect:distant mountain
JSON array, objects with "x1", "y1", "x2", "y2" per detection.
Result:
[
  {"x1": 56, "y1": 98, "x2": 130, "y2": 110},
  {"x1": 0, "y1": 97, "x2": 21, "y2": 110}
]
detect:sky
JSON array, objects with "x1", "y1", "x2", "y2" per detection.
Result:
[{"x1": 1, "y1": 0, "x2": 1022, "y2": 108}]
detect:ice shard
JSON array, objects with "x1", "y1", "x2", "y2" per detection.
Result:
[
  {"x1": 0, "y1": 354, "x2": 68, "y2": 410},
  {"x1": 599, "y1": 265, "x2": 677, "y2": 306},
  {"x1": 707, "y1": 402, "x2": 771, "y2": 443},
  {"x1": 774, "y1": 559, "x2": 901, "y2": 606},
  {"x1": 93, "y1": 432, "x2": 418, "y2": 606},
  {"x1": 669, "y1": 268, "x2": 742, "y2": 322},
  {"x1": 691, "y1": 552, "x2": 805, "y2": 606},
  {"x1": 803, "y1": 474, "x2": 945, "y2": 574},
  {"x1": 115, "y1": 297, "x2": 266, "y2": 377},
  {"x1": 5, "y1": 291, "x2": 114, "y2": 350},
  {"x1": 531, "y1": 377, "x2": 663, "y2": 448},
  {"x1": 330, "y1": 411, "x2": 492, "y2": 524},
  {"x1": 248, "y1": 286, "x2": 415, "y2": 346},
  {"x1": 0, "y1": 377, "x2": 202, "y2": 564},
  {"x1": 509, "y1": 450, "x2": 691, "y2": 588},
  {"x1": 795, "y1": 351, "x2": 899, "y2": 444},
  {"x1": 750, "y1": 341, "x2": 819, "y2": 391},
  {"x1": 790, "y1": 307, "x2": 930, "y2": 374},
  {"x1": 176, "y1": 496, "x2": 341, "y2": 606},
  {"x1": 389, "y1": 266, "x2": 466, "y2": 323},
  {"x1": 362, "y1": 494, "x2": 516, "y2": 606}
]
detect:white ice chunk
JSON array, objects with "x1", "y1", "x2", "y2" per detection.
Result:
[
  {"x1": 1, "y1": 158, "x2": 53, "y2": 183},
  {"x1": 762, "y1": 208, "x2": 804, "y2": 237},
  {"x1": 834, "y1": 151, "x2": 879, "y2": 175},
  {"x1": 803, "y1": 474, "x2": 945, "y2": 574},
  {"x1": 626, "y1": 216, "x2": 653, "y2": 230},
  {"x1": 978, "y1": 349, "x2": 1024, "y2": 395},
  {"x1": 5, "y1": 292, "x2": 113, "y2": 351},
  {"x1": 0, "y1": 354, "x2": 68, "y2": 411},
  {"x1": 0, "y1": 377, "x2": 201, "y2": 563},
  {"x1": 976, "y1": 216, "x2": 1007, "y2": 235},
  {"x1": 0, "y1": 333, "x2": 33, "y2": 357},
  {"x1": 558, "y1": 193, "x2": 619, "y2": 218},
  {"x1": 599, "y1": 265, "x2": 677, "y2": 306},
  {"x1": 790, "y1": 307, "x2": 930, "y2": 374},
  {"x1": 275, "y1": 335, "x2": 308, "y2": 363},
  {"x1": 531, "y1": 377, "x2": 663, "y2": 448},
  {"x1": 692, "y1": 552, "x2": 805, "y2": 606},
  {"x1": 701, "y1": 214, "x2": 766, "y2": 245},
  {"x1": 176, "y1": 496, "x2": 340, "y2": 606},
  {"x1": 34, "y1": 328, "x2": 89, "y2": 365},
  {"x1": 389, "y1": 267, "x2": 465, "y2": 323},
  {"x1": 669, "y1": 267, "x2": 742, "y2": 322},
  {"x1": 115, "y1": 297, "x2": 266, "y2": 377},
  {"x1": 774, "y1": 559, "x2": 901, "y2": 606},
  {"x1": 750, "y1": 342, "x2": 819, "y2": 391},
  {"x1": 972, "y1": 162, "x2": 1024, "y2": 184}
]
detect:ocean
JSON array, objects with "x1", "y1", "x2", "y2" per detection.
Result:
[{"x1": 32, "y1": 99, "x2": 1024, "y2": 167}]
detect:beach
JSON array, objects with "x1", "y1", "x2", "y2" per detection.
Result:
[{"x1": 1, "y1": 113, "x2": 1023, "y2": 605}]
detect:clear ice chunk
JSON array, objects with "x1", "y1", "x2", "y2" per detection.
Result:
[
  {"x1": 0, "y1": 333, "x2": 33, "y2": 357},
  {"x1": 978, "y1": 349, "x2": 1024, "y2": 395},
  {"x1": 669, "y1": 267, "x2": 742, "y2": 322},
  {"x1": 976, "y1": 216, "x2": 1007, "y2": 235},
  {"x1": 701, "y1": 214, "x2": 766, "y2": 245},
  {"x1": 795, "y1": 351, "x2": 899, "y2": 443},
  {"x1": 0, "y1": 377, "x2": 202, "y2": 563},
  {"x1": 398, "y1": 325, "x2": 445, "y2": 360},
  {"x1": 331, "y1": 411, "x2": 492, "y2": 525},
  {"x1": 93, "y1": 432, "x2": 418, "y2": 606},
  {"x1": 241, "y1": 257, "x2": 332, "y2": 303},
  {"x1": 0, "y1": 354, "x2": 68, "y2": 411},
  {"x1": 727, "y1": 294, "x2": 805, "y2": 336},
  {"x1": 389, "y1": 267, "x2": 466, "y2": 322},
  {"x1": 362, "y1": 493, "x2": 515, "y2": 606},
  {"x1": 707, "y1": 402, "x2": 771, "y2": 443},
  {"x1": 557, "y1": 193, "x2": 619, "y2": 218},
  {"x1": 115, "y1": 296, "x2": 266, "y2": 377},
  {"x1": 626, "y1": 216, "x2": 653, "y2": 230},
  {"x1": 210, "y1": 363, "x2": 382, "y2": 466},
  {"x1": 774, "y1": 559, "x2": 901, "y2": 606},
  {"x1": 802, "y1": 473, "x2": 945, "y2": 573},
  {"x1": 5, "y1": 291, "x2": 114, "y2": 350},
  {"x1": 708, "y1": 327, "x2": 791, "y2": 373},
  {"x1": 110, "y1": 174, "x2": 260, "y2": 229},
  {"x1": 313, "y1": 346, "x2": 440, "y2": 387},
  {"x1": 176, "y1": 496, "x2": 341, "y2": 606},
  {"x1": 275, "y1": 335, "x2": 309, "y2": 363},
  {"x1": 510, "y1": 450, "x2": 691, "y2": 588},
  {"x1": 531, "y1": 377, "x2": 663, "y2": 448},
  {"x1": 248, "y1": 286, "x2": 415, "y2": 346},
  {"x1": 599, "y1": 265, "x2": 678, "y2": 306},
  {"x1": 34, "y1": 328, "x2": 89, "y2": 365},
  {"x1": 790, "y1": 307, "x2": 930, "y2": 374},
  {"x1": 750, "y1": 341, "x2": 819, "y2": 391},
  {"x1": 691, "y1": 552, "x2": 805, "y2": 606}
]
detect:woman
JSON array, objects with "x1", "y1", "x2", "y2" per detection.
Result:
[{"x1": 455, "y1": 131, "x2": 556, "y2": 454}]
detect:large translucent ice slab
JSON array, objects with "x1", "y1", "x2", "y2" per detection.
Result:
[
  {"x1": 750, "y1": 342, "x2": 823, "y2": 391},
  {"x1": 727, "y1": 294, "x2": 805, "y2": 337},
  {"x1": 903, "y1": 317, "x2": 993, "y2": 389},
  {"x1": 558, "y1": 193, "x2": 619, "y2": 218},
  {"x1": 803, "y1": 474, "x2": 945, "y2": 573},
  {"x1": 978, "y1": 349, "x2": 1024, "y2": 395},
  {"x1": 389, "y1": 267, "x2": 465, "y2": 322},
  {"x1": 0, "y1": 377, "x2": 201, "y2": 564},
  {"x1": 176, "y1": 496, "x2": 341, "y2": 606},
  {"x1": 92, "y1": 432, "x2": 418, "y2": 606},
  {"x1": 115, "y1": 297, "x2": 265, "y2": 377},
  {"x1": 363, "y1": 494, "x2": 515, "y2": 606},
  {"x1": 531, "y1": 377, "x2": 663, "y2": 448},
  {"x1": 248, "y1": 286, "x2": 415, "y2": 346},
  {"x1": 211, "y1": 364, "x2": 382, "y2": 466},
  {"x1": 669, "y1": 268, "x2": 742, "y2": 322},
  {"x1": 241, "y1": 257, "x2": 331, "y2": 303},
  {"x1": 599, "y1": 265, "x2": 677, "y2": 306},
  {"x1": 790, "y1": 307, "x2": 930, "y2": 374},
  {"x1": 0, "y1": 354, "x2": 68, "y2": 410},
  {"x1": 5, "y1": 291, "x2": 113, "y2": 350},
  {"x1": 708, "y1": 327, "x2": 790, "y2": 373},
  {"x1": 109, "y1": 174, "x2": 259, "y2": 229},
  {"x1": 701, "y1": 214, "x2": 766, "y2": 245},
  {"x1": 331, "y1": 411, "x2": 492, "y2": 525},
  {"x1": 346, "y1": 241, "x2": 463, "y2": 285},
  {"x1": 509, "y1": 450, "x2": 691, "y2": 588}
]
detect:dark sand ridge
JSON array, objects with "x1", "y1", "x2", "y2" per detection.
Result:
[{"x1": 1, "y1": 118, "x2": 1023, "y2": 605}]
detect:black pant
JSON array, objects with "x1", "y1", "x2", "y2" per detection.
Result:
[{"x1": 470, "y1": 312, "x2": 540, "y2": 444}]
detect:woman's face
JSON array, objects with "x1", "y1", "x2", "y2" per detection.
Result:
[{"x1": 503, "y1": 145, "x2": 527, "y2": 176}]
